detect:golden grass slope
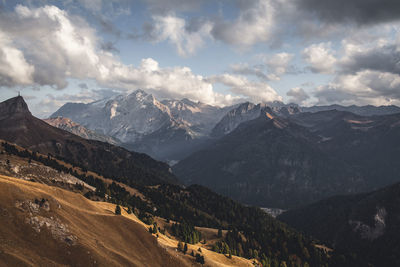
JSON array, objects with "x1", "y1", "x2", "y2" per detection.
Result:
[
  {"x1": 0, "y1": 175, "x2": 182, "y2": 267},
  {"x1": 0, "y1": 175, "x2": 255, "y2": 267}
]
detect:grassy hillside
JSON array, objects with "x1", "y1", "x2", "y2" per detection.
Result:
[
  {"x1": 1, "y1": 141, "x2": 339, "y2": 266},
  {"x1": 0, "y1": 174, "x2": 182, "y2": 266},
  {"x1": 0, "y1": 174, "x2": 257, "y2": 267}
]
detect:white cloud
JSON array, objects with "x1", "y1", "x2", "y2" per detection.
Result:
[
  {"x1": 286, "y1": 87, "x2": 309, "y2": 105},
  {"x1": 230, "y1": 52, "x2": 295, "y2": 81},
  {"x1": 303, "y1": 42, "x2": 337, "y2": 74},
  {"x1": 208, "y1": 74, "x2": 282, "y2": 103},
  {"x1": 0, "y1": 5, "x2": 259, "y2": 107},
  {"x1": 0, "y1": 30, "x2": 34, "y2": 86},
  {"x1": 309, "y1": 33, "x2": 400, "y2": 106},
  {"x1": 147, "y1": 15, "x2": 212, "y2": 57},
  {"x1": 264, "y1": 52, "x2": 294, "y2": 80},
  {"x1": 314, "y1": 70, "x2": 400, "y2": 106}
]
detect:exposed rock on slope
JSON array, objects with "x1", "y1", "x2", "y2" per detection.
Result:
[
  {"x1": 278, "y1": 182, "x2": 400, "y2": 267},
  {"x1": 44, "y1": 117, "x2": 119, "y2": 145},
  {"x1": 0, "y1": 175, "x2": 184, "y2": 266}
]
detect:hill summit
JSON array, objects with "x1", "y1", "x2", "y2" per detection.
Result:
[{"x1": 0, "y1": 96, "x2": 31, "y2": 119}]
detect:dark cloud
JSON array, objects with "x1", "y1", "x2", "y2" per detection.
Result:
[
  {"x1": 100, "y1": 41, "x2": 120, "y2": 53},
  {"x1": 296, "y1": 0, "x2": 400, "y2": 25},
  {"x1": 314, "y1": 86, "x2": 354, "y2": 105},
  {"x1": 96, "y1": 15, "x2": 121, "y2": 37},
  {"x1": 230, "y1": 64, "x2": 269, "y2": 81},
  {"x1": 78, "y1": 83, "x2": 88, "y2": 89},
  {"x1": 143, "y1": 0, "x2": 203, "y2": 15},
  {"x1": 340, "y1": 45, "x2": 400, "y2": 75},
  {"x1": 286, "y1": 87, "x2": 310, "y2": 104}
]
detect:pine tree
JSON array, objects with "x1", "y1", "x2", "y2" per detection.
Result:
[
  {"x1": 218, "y1": 228, "x2": 222, "y2": 238},
  {"x1": 115, "y1": 205, "x2": 121, "y2": 215},
  {"x1": 196, "y1": 254, "x2": 205, "y2": 265},
  {"x1": 177, "y1": 241, "x2": 183, "y2": 252}
]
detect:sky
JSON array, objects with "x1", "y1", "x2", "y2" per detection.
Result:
[{"x1": 1, "y1": 0, "x2": 400, "y2": 117}]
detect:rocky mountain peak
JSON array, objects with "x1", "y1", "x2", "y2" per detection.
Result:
[{"x1": 0, "y1": 96, "x2": 31, "y2": 120}]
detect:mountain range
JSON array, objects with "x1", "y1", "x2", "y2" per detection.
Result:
[
  {"x1": 51, "y1": 90, "x2": 400, "y2": 163},
  {"x1": 48, "y1": 90, "x2": 400, "y2": 209},
  {"x1": 49, "y1": 90, "x2": 310, "y2": 162},
  {"x1": 174, "y1": 107, "x2": 400, "y2": 209}
]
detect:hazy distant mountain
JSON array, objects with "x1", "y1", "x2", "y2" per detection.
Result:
[
  {"x1": 161, "y1": 98, "x2": 232, "y2": 136},
  {"x1": 51, "y1": 90, "x2": 234, "y2": 161},
  {"x1": 292, "y1": 110, "x2": 400, "y2": 188},
  {"x1": 278, "y1": 182, "x2": 400, "y2": 266},
  {"x1": 175, "y1": 108, "x2": 400, "y2": 209},
  {"x1": 211, "y1": 102, "x2": 299, "y2": 137},
  {"x1": 0, "y1": 96, "x2": 178, "y2": 185},
  {"x1": 44, "y1": 117, "x2": 119, "y2": 145},
  {"x1": 301, "y1": 104, "x2": 400, "y2": 116},
  {"x1": 52, "y1": 90, "x2": 181, "y2": 143}
]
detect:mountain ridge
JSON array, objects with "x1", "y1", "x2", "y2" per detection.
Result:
[{"x1": 0, "y1": 96, "x2": 178, "y2": 186}]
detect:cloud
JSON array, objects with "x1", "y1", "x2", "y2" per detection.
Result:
[
  {"x1": 144, "y1": 14, "x2": 212, "y2": 56},
  {"x1": 100, "y1": 41, "x2": 119, "y2": 53},
  {"x1": 75, "y1": 0, "x2": 131, "y2": 16},
  {"x1": 1, "y1": 4, "x2": 104, "y2": 89},
  {"x1": 142, "y1": 0, "x2": 282, "y2": 52},
  {"x1": 230, "y1": 63, "x2": 270, "y2": 81},
  {"x1": 296, "y1": 0, "x2": 400, "y2": 25},
  {"x1": 0, "y1": 30, "x2": 34, "y2": 86},
  {"x1": 143, "y1": 0, "x2": 202, "y2": 14},
  {"x1": 286, "y1": 87, "x2": 309, "y2": 105},
  {"x1": 78, "y1": 83, "x2": 88, "y2": 89},
  {"x1": 307, "y1": 34, "x2": 400, "y2": 106},
  {"x1": 303, "y1": 42, "x2": 337, "y2": 74},
  {"x1": 211, "y1": 0, "x2": 276, "y2": 48},
  {"x1": 36, "y1": 89, "x2": 109, "y2": 118},
  {"x1": 230, "y1": 52, "x2": 295, "y2": 81},
  {"x1": 339, "y1": 42, "x2": 400, "y2": 75},
  {"x1": 0, "y1": 5, "x2": 249, "y2": 106},
  {"x1": 264, "y1": 52, "x2": 295, "y2": 80},
  {"x1": 314, "y1": 70, "x2": 400, "y2": 106},
  {"x1": 105, "y1": 58, "x2": 237, "y2": 106},
  {"x1": 208, "y1": 74, "x2": 282, "y2": 103}
]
